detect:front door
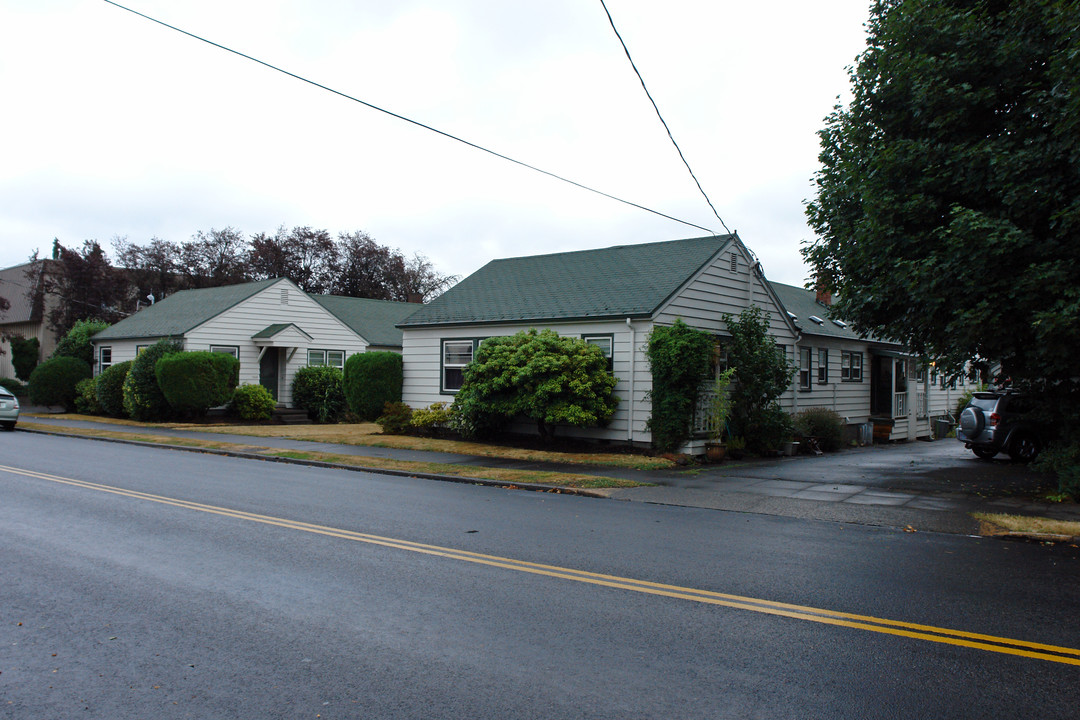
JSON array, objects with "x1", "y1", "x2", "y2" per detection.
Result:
[
  {"x1": 259, "y1": 349, "x2": 280, "y2": 401},
  {"x1": 870, "y1": 355, "x2": 892, "y2": 416}
]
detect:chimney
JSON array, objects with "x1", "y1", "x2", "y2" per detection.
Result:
[{"x1": 815, "y1": 285, "x2": 832, "y2": 306}]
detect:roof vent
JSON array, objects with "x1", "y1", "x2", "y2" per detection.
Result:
[
  {"x1": 729, "y1": 253, "x2": 738, "y2": 272},
  {"x1": 280, "y1": 289, "x2": 289, "y2": 305},
  {"x1": 832, "y1": 319, "x2": 847, "y2": 328},
  {"x1": 808, "y1": 315, "x2": 824, "y2": 325},
  {"x1": 786, "y1": 311, "x2": 797, "y2": 321}
]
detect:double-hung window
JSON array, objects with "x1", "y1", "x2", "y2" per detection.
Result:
[
  {"x1": 798, "y1": 347, "x2": 812, "y2": 390},
  {"x1": 841, "y1": 351, "x2": 862, "y2": 382},
  {"x1": 817, "y1": 348, "x2": 828, "y2": 384},
  {"x1": 98, "y1": 346, "x2": 112, "y2": 375},
  {"x1": 442, "y1": 339, "x2": 478, "y2": 393},
  {"x1": 308, "y1": 349, "x2": 344, "y2": 369},
  {"x1": 583, "y1": 335, "x2": 614, "y2": 371}
]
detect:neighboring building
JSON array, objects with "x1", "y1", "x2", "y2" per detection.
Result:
[
  {"x1": 771, "y1": 281, "x2": 972, "y2": 443},
  {"x1": 398, "y1": 234, "x2": 800, "y2": 452},
  {"x1": 0, "y1": 261, "x2": 60, "y2": 380},
  {"x1": 91, "y1": 277, "x2": 419, "y2": 406}
]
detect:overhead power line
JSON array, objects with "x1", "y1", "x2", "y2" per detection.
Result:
[
  {"x1": 101, "y1": 1, "x2": 717, "y2": 236},
  {"x1": 598, "y1": 0, "x2": 731, "y2": 235}
]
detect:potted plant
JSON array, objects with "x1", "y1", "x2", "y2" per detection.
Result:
[{"x1": 704, "y1": 368, "x2": 736, "y2": 462}]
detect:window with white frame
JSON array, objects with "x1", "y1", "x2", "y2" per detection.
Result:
[
  {"x1": 841, "y1": 350, "x2": 862, "y2": 382},
  {"x1": 817, "y1": 348, "x2": 828, "y2": 384},
  {"x1": 98, "y1": 346, "x2": 112, "y2": 374},
  {"x1": 442, "y1": 339, "x2": 477, "y2": 393},
  {"x1": 799, "y1": 347, "x2": 812, "y2": 390},
  {"x1": 210, "y1": 345, "x2": 239, "y2": 358},
  {"x1": 583, "y1": 335, "x2": 614, "y2": 371},
  {"x1": 307, "y1": 349, "x2": 344, "y2": 369}
]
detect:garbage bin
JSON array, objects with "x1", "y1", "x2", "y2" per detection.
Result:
[{"x1": 933, "y1": 417, "x2": 953, "y2": 440}]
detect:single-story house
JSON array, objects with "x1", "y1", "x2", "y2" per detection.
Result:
[
  {"x1": 397, "y1": 234, "x2": 970, "y2": 452},
  {"x1": 91, "y1": 277, "x2": 419, "y2": 406},
  {"x1": 0, "y1": 260, "x2": 61, "y2": 379}
]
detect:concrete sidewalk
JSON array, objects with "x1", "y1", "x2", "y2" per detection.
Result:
[{"x1": 17, "y1": 412, "x2": 1080, "y2": 538}]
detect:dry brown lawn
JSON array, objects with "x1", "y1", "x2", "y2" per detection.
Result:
[{"x1": 973, "y1": 512, "x2": 1080, "y2": 540}]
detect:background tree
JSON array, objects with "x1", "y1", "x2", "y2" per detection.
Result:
[
  {"x1": 723, "y1": 307, "x2": 794, "y2": 455},
  {"x1": 333, "y1": 231, "x2": 456, "y2": 302},
  {"x1": 249, "y1": 226, "x2": 337, "y2": 294},
  {"x1": 6, "y1": 335, "x2": 40, "y2": 381},
  {"x1": 804, "y1": 0, "x2": 1080, "y2": 396},
  {"x1": 42, "y1": 240, "x2": 127, "y2": 335},
  {"x1": 452, "y1": 330, "x2": 618, "y2": 441},
  {"x1": 179, "y1": 227, "x2": 251, "y2": 289},
  {"x1": 112, "y1": 236, "x2": 187, "y2": 302}
]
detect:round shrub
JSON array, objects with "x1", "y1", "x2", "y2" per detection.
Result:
[
  {"x1": 53, "y1": 319, "x2": 110, "y2": 365},
  {"x1": 28, "y1": 356, "x2": 92, "y2": 411},
  {"x1": 74, "y1": 377, "x2": 104, "y2": 415},
  {"x1": 410, "y1": 402, "x2": 454, "y2": 436},
  {"x1": 793, "y1": 407, "x2": 844, "y2": 452},
  {"x1": 9, "y1": 335, "x2": 40, "y2": 381},
  {"x1": 0, "y1": 377, "x2": 27, "y2": 396},
  {"x1": 95, "y1": 360, "x2": 132, "y2": 417},
  {"x1": 155, "y1": 351, "x2": 239, "y2": 416},
  {"x1": 291, "y1": 365, "x2": 347, "y2": 423},
  {"x1": 123, "y1": 339, "x2": 182, "y2": 421},
  {"x1": 344, "y1": 352, "x2": 403, "y2": 421},
  {"x1": 231, "y1": 384, "x2": 276, "y2": 421},
  {"x1": 376, "y1": 401, "x2": 413, "y2": 435}
]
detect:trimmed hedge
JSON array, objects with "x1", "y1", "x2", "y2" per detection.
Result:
[
  {"x1": 28, "y1": 356, "x2": 92, "y2": 411},
  {"x1": 74, "y1": 377, "x2": 104, "y2": 415},
  {"x1": 9, "y1": 335, "x2": 40, "y2": 381},
  {"x1": 123, "y1": 339, "x2": 182, "y2": 421},
  {"x1": 344, "y1": 352, "x2": 403, "y2": 421},
  {"x1": 291, "y1": 366, "x2": 347, "y2": 423},
  {"x1": 155, "y1": 351, "x2": 239, "y2": 416},
  {"x1": 793, "y1": 407, "x2": 843, "y2": 452},
  {"x1": 95, "y1": 360, "x2": 132, "y2": 417},
  {"x1": 231, "y1": 384, "x2": 276, "y2": 421}
]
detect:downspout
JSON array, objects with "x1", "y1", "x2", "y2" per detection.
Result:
[{"x1": 626, "y1": 318, "x2": 635, "y2": 443}]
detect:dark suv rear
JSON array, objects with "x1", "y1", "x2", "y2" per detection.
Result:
[{"x1": 956, "y1": 391, "x2": 1039, "y2": 462}]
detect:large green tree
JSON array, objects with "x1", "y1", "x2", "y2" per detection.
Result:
[{"x1": 804, "y1": 0, "x2": 1080, "y2": 396}]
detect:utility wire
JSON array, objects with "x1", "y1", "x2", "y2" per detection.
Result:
[
  {"x1": 598, "y1": 0, "x2": 731, "y2": 235},
  {"x1": 102, "y1": 1, "x2": 716, "y2": 236}
]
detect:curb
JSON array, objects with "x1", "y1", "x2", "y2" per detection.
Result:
[{"x1": 15, "y1": 426, "x2": 609, "y2": 500}]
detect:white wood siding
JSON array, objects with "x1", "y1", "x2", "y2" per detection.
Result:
[
  {"x1": 184, "y1": 280, "x2": 367, "y2": 405},
  {"x1": 402, "y1": 319, "x2": 654, "y2": 445},
  {"x1": 788, "y1": 338, "x2": 874, "y2": 424}
]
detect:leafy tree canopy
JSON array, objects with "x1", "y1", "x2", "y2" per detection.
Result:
[
  {"x1": 804, "y1": 0, "x2": 1080, "y2": 396},
  {"x1": 453, "y1": 329, "x2": 618, "y2": 441}
]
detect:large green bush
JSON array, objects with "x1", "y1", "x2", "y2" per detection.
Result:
[
  {"x1": 344, "y1": 352, "x2": 403, "y2": 421},
  {"x1": 0, "y1": 377, "x2": 27, "y2": 396},
  {"x1": 155, "y1": 351, "x2": 239, "y2": 416},
  {"x1": 28, "y1": 356, "x2": 92, "y2": 411},
  {"x1": 74, "y1": 377, "x2": 104, "y2": 415},
  {"x1": 793, "y1": 407, "x2": 843, "y2": 452},
  {"x1": 231, "y1": 384, "x2": 276, "y2": 421},
  {"x1": 94, "y1": 360, "x2": 132, "y2": 417},
  {"x1": 723, "y1": 307, "x2": 795, "y2": 454},
  {"x1": 122, "y1": 339, "x2": 182, "y2": 421},
  {"x1": 52, "y1": 319, "x2": 110, "y2": 364},
  {"x1": 292, "y1": 365, "x2": 347, "y2": 423},
  {"x1": 645, "y1": 319, "x2": 714, "y2": 453},
  {"x1": 452, "y1": 330, "x2": 618, "y2": 441},
  {"x1": 8, "y1": 335, "x2": 40, "y2": 381}
]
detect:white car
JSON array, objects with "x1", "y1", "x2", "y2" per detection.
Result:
[{"x1": 0, "y1": 387, "x2": 19, "y2": 430}]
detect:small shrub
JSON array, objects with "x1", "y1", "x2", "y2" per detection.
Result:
[
  {"x1": 8, "y1": 335, "x2": 40, "y2": 381},
  {"x1": 292, "y1": 366, "x2": 347, "y2": 423},
  {"x1": 28, "y1": 356, "x2": 92, "y2": 411},
  {"x1": 74, "y1": 377, "x2": 104, "y2": 415},
  {"x1": 744, "y1": 404, "x2": 793, "y2": 456},
  {"x1": 344, "y1": 352, "x2": 403, "y2": 421},
  {"x1": 376, "y1": 401, "x2": 413, "y2": 435},
  {"x1": 231, "y1": 384, "x2": 276, "y2": 422},
  {"x1": 1033, "y1": 441, "x2": 1080, "y2": 500},
  {"x1": 793, "y1": 407, "x2": 844, "y2": 452},
  {"x1": 155, "y1": 351, "x2": 239, "y2": 416},
  {"x1": 123, "y1": 339, "x2": 183, "y2": 421},
  {"x1": 95, "y1": 360, "x2": 132, "y2": 417},
  {"x1": 410, "y1": 402, "x2": 454, "y2": 436},
  {"x1": 53, "y1": 319, "x2": 110, "y2": 364},
  {"x1": 0, "y1": 377, "x2": 27, "y2": 396}
]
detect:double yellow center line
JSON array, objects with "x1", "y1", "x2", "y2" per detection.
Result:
[{"x1": 4, "y1": 463, "x2": 1079, "y2": 666}]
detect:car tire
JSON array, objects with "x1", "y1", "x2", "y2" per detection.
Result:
[
  {"x1": 972, "y1": 447, "x2": 997, "y2": 460},
  {"x1": 0, "y1": 421, "x2": 14, "y2": 432},
  {"x1": 1008, "y1": 434, "x2": 1039, "y2": 463},
  {"x1": 959, "y1": 407, "x2": 984, "y2": 437}
]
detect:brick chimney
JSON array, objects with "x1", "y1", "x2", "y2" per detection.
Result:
[{"x1": 815, "y1": 287, "x2": 832, "y2": 306}]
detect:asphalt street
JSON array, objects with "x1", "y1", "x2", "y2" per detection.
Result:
[{"x1": 2, "y1": 432, "x2": 1079, "y2": 719}]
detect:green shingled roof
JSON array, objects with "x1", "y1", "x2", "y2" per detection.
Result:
[
  {"x1": 309, "y1": 294, "x2": 421, "y2": 347},
  {"x1": 93, "y1": 278, "x2": 281, "y2": 340},
  {"x1": 399, "y1": 235, "x2": 734, "y2": 327},
  {"x1": 769, "y1": 281, "x2": 890, "y2": 343}
]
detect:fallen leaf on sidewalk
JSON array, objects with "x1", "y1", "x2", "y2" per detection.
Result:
[{"x1": 904, "y1": 525, "x2": 917, "y2": 533}]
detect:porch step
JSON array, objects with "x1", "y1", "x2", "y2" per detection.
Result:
[{"x1": 273, "y1": 407, "x2": 312, "y2": 424}]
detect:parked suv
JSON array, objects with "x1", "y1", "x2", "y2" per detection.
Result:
[{"x1": 957, "y1": 391, "x2": 1039, "y2": 462}]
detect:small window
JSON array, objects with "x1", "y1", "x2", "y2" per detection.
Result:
[
  {"x1": 442, "y1": 340, "x2": 476, "y2": 393},
  {"x1": 308, "y1": 349, "x2": 326, "y2": 366},
  {"x1": 307, "y1": 349, "x2": 345, "y2": 369},
  {"x1": 583, "y1": 335, "x2": 614, "y2": 371},
  {"x1": 99, "y1": 346, "x2": 112, "y2": 374},
  {"x1": 136, "y1": 344, "x2": 150, "y2": 355},
  {"x1": 817, "y1": 348, "x2": 828, "y2": 384},
  {"x1": 799, "y1": 347, "x2": 812, "y2": 390},
  {"x1": 210, "y1": 345, "x2": 239, "y2": 358},
  {"x1": 841, "y1": 351, "x2": 862, "y2": 382}
]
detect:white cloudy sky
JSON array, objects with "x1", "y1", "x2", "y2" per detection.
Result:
[{"x1": 0, "y1": 0, "x2": 871, "y2": 287}]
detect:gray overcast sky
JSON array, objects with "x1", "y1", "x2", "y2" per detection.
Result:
[{"x1": 0, "y1": 0, "x2": 870, "y2": 287}]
